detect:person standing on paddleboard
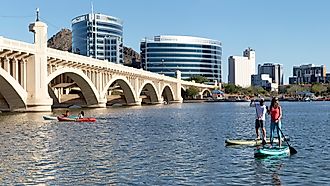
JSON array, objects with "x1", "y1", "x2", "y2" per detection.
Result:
[
  {"x1": 250, "y1": 98, "x2": 267, "y2": 144},
  {"x1": 269, "y1": 97, "x2": 282, "y2": 147}
]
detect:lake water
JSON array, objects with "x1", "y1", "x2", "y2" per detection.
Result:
[{"x1": 0, "y1": 102, "x2": 329, "y2": 185}]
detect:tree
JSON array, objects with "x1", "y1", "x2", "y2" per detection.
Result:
[
  {"x1": 188, "y1": 75, "x2": 209, "y2": 84},
  {"x1": 311, "y1": 83, "x2": 327, "y2": 96},
  {"x1": 186, "y1": 86, "x2": 199, "y2": 99},
  {"x1": 223, "y1": 83, "x2": 239, "y2": 94},
  {"x1": 286, "y1": 85, "x2": 303, "y2": 96}
]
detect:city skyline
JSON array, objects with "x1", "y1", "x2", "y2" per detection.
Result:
[{"x1": 1, "y1": 0, "x2": 329, "y2": 84}]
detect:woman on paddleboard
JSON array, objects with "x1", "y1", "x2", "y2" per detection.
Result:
[{"x1": 269, "y1": 97, "x2": 282, "y2": 147}]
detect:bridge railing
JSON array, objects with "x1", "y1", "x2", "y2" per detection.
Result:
[
  {"x1": 180, "y1": 80, "x2": 214, "y2": 88},
  {"x1": 0, "y1": 36, "x2": 35, "y2": 54},
  {"x1": 47, "y1": 48, "x2": 187, "y2": 83}
]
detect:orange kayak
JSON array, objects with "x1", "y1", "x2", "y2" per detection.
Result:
[{"x1": 57, "y1": 116, "x2": 96, "y2": 122}]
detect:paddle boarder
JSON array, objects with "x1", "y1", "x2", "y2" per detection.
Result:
[
  {"x1": 269, "y1": 97, "x2": 282, "y2": 147},
  {"x1": 250, "y1": 98, "x2": 267, "y2": 144}
]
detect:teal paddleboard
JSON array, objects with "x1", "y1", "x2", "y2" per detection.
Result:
[{"x1": 254, "y1": 146, "x2": 290, "y2": 157}]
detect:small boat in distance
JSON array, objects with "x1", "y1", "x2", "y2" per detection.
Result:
[{"x1": 43, "y1": 115, "x2": 58, "y2": 120}]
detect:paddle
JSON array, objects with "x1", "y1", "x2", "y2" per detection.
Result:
[{"x1": 278, "y1": 126, "x2": 297, "y2": 155}]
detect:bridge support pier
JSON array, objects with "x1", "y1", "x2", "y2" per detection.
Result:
[
  {"x1": 86, "y1": 98, "x2": 107, "y2": 108},
  {"x1": 25, "y1": 21, "x2": 53, "y2": 112},
  {"x1": 127, "y1": 99, "x2": 142, "y2": 106},
  {"x1": 26, "y1": 101, "x2": 53, "y2": 112},
  {"x1": 170, "y1": 98, "x2": 183, "y2": 104}
]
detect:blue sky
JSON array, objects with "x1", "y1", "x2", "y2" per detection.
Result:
[{"x1": 1, "y1": 0, "x2": 329, "y2": 84}]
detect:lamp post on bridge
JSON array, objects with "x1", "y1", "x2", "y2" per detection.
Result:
[
  {"x1": 161, "y1": 58, "x2": 165, "y2": 74},
  {"x1": 36, "y1": 8, "x2": 40, "y2": 21}
]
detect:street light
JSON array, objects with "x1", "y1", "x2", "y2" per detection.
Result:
[
  {"x1": 36, "y1": 8, "x2": 40, "y2": 21},
  {"x1": 161, "y1": 58, "x2": 165, "y2": 74}
]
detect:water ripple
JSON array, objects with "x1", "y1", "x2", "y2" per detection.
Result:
[{"x1": 0, "y1": 102, "x2": 330, "y2": 184}]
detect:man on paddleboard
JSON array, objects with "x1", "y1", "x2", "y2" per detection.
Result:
[{"x1": 250, "y1": 98, "x2": 268, "y2": 144}]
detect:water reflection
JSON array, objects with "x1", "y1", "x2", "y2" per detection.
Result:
[{"x1": 254, "y1": 156, "x2": 284, "y2": 186}]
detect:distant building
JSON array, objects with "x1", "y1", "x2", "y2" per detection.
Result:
[
  {"x1": 252, "y1": 74, "x2": 278, "y2": 91},
  {"x1": 140, "y1": 35, "x2": 222, "y2": 83},
  {"x1": 228, "y1": 48, "x2": 255, "y2": 88},
  {"x1": 326, "y1": 73, "x2": 330, "y2": 83},
  {"x1": 71, "y1": 13, "x2": 123, "y2": 64},
  {"x1": 289, "y1": 64, "x2": 326, "y2": 84},
  {"x1": 258, "y1": 63, "x2": 283, "y2": 86}
]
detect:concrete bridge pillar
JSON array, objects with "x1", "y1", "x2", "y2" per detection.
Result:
[
  {"x1": 198, "y1": 92, "x2": 204, "y2": 99},
  {"x1": 26, "y1": 21, "x2": 52, "y2": 111},
  {"x1": 3, "y1": 57, "x2": 9, "y2": 72},
  {"x1": 172, "y1": 70, "x2": 183, "y2": 103}
]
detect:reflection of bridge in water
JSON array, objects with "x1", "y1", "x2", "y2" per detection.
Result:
[{"x1": 0, "y1": 21, "x2": 214, "y2": 112}]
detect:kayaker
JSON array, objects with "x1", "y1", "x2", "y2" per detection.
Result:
[
  {"x1": 250, "y1": 98, "x2": 267, "y2": 144},
  {"x1": 78, "y1": 111, "x2": 84, "y2": 119},
  {"x1": 269, "y1": 97, "x2": 282, "y2": 147},
  {"x1": 62, "y1": 110, "x2": 70, "y2": 117}
]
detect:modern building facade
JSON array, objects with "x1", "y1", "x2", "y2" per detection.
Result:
[
  {"x1": 257, "y1": 63, "x2": 284, "y2": 86},
  {"x1": 228, "y1": 48, "x2": 255, "y2": 88},
  {"x1": 289, "y1": 64, "x2": 326, "y2": 84},
  {"x1": 326, "y1": 73, "x2": 330, "y2": 83},
  {"x1": 251, "y1": 74, "x2": 278, "y2": 91},
  {"x1": 72, "y1": 13, "x2": 123, "y2": 64},
  {"x1": 140, "y1": 35, "x2": 222, "y2": 83}
]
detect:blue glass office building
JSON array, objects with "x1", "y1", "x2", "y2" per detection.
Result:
[
  {"x1": 72, "y1": 13, "x2": 123, "y2": 64},
  {"x1": 140, "y1": 35, "x2": 222, "y2": 83}
]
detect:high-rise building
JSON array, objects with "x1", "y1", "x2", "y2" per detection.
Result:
[
  {"x1": 71, "y1": 13, "x2": 123, "y2": 64},
  {"x1": 258, "y1": 63, "x2": 284, "y2": 86},
  {"x1": 228, "y1": 48, "x2": 255, "y2": 88},
  {"x1": 289, "y1": 64, "x2": 326, "y2": 84},
  {"x1": 140, "y1": 35, "x2": 222, "y2": 83}
]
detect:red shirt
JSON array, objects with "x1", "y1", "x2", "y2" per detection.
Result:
[{"x1": 270, "y1": 106, "x2": 281, "y2": 122}]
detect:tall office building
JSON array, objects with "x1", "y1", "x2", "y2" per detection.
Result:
[
  {"x1": 71, "y1": 13, "x2": 123, "y2": 64},
  {"x1": 258, "y1": 63, "x2": 284, "y2": 86},
  {"x1": 140, "y1": 35, "x2": 222, "y2": 83},
  {"x1": 289, "y1": 64, "x2": 326, "y2": 84},
  {"x1": 228, "y1": 48, "x2": 255, "y2": 88}
]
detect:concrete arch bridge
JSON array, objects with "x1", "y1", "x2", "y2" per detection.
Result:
[{"x1": 0, "y1": 21, "x2": 214, "y2": 112}]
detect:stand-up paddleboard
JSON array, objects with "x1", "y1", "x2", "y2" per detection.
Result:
[
  {"x1": 225, "y1": 137, "x2": 289, "y2": 146},
  {"x1": 43, "y1": 115, "x2": 58, "y2": 120},
  {"x1": 57, "y1": 116, "x2": 96, "y2": 122},
  {"x1": 254, "y1": 146, "x2": 290, "y2": 157}
]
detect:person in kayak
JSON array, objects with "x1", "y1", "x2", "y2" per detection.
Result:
[
  {"x1": 78, "y1": 111, "x2": 84, "y2": 119},
  {"x1": 269, "y1": 97, "x2": 282, "y2": 147},
  {"x1": 62, "y1": 110, "x2": 70, "y2": 117},
  {"x1": 250, "y1": 98, "x2": 268, "y2": 144}
]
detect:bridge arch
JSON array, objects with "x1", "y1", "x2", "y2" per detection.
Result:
[
  {"x1": 102, "y1": 76, "x2": 137, "y2": 105},
  {"x1": 201, "y1": 88, "x2": 212, "y2": 97},
  {"x1": 47, "y1": 68, "x2": 99, "y2": 106},
  {"x1": 138, "y1": 80, "x2": 160, "y2": 104},
  {"x1": 0, "y1": 68, "x2": 27, "y2": 110},
  {"x1": 161, "y1": 84, "x2": 175, "y2": 103}
]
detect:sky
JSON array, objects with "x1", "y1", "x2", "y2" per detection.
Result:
[{"x1": 1, "y1": 0, "x2": 329, "y2": 84}]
